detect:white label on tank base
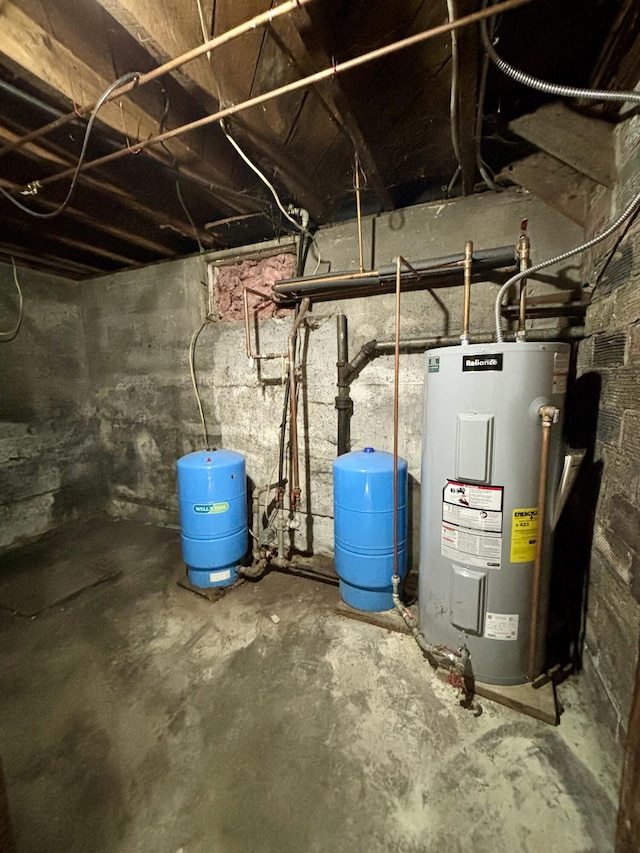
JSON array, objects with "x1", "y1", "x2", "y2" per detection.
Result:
[
  {"x1": 484, "y1": 612, "x2": 519, "y2": 641},
  {"x1": 209, "y1": 569, "x2": 231, "y2": 583},
  {"x1": 444, "y1": 481, "x2": 503, "y2": 512},
  {"x1": 441, "y1": 524, "x2": 502, "y2": 569}
]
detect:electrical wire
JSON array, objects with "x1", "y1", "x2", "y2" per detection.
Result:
[
  {"x1": 176, "y1": 179, "x2": 205, "y2": 253},
  {"x1": 220, "y1": 121, "x2": 304, "y2": 232},
  {"x1": 189, "y1": 319, "x2": 213, "y2": 449},
  {"x1": 475, "y1": 39, "x2": 502, "y2": 192},
  {"x1": 0, "y1": 72, "x2": 140, "y2": 219},
  {"x1": 0, "y1": 258, "x2": 24, "y2": 341},
  {"x1": 494, "y1": 187, "x2": 640, "y2": 342},
  {"x1": 481, "y1": 2, "x2": 640, "y2": 105},
  {"x1": 219, "y1": 120, "x2": 323, "y2": 273},
  {"x1": 446, "y1": 0, "x2": 463, "y2": 172}
]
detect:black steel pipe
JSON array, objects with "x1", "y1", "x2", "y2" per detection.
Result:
[
  {"x1": 344, "y1": 326, "x2": 584, "y2": 384},
  {"x1": 336, "y1": 314, "x2": 353, "y2": 456},
  {"x1": 272, "y1": 245, "x2": 516, "y2": 303}
]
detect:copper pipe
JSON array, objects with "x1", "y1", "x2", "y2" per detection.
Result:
[
  {"x1": 243, "y1": 287, "x2": 288, "y2": 360},
  {"x1": 0, "y1": 0, "x2": 313, "y2": 160},
  {"x1": 288, "y1": 298, "x2": 310, "y2": 511},
  {"x1": 517, "y1": 234, "x2": 531, "y2": 338},
  {"x1": 461, "y1": 239, "x2": 473, "y2": 344},
  {"x1": 393, "y1": 257, "x2": 402, "y2": 580},
  {"x1": 10, "y1": 0, "x2": 537, "y2": 193},
  {"x1": 528, "y1": 405, "x2": 559, "y2": 680},
  {"x1": 355, "y1": 156, "x2": 365, "y2": 274},
  {"x1": 391, "y1": 256, "x2": 417, "y2": 580}
]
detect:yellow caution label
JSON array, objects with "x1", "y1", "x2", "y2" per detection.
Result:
[{"x1": 510, "y1": 508, "x2": 538, "y2": 563}]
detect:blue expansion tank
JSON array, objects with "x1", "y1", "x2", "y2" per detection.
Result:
[
  {"x1": 176, "y1": 449, "x2": 247, "y2": 588},
  {"x1": 333, "y1": 447, "x2": 408, "y2": 612}
]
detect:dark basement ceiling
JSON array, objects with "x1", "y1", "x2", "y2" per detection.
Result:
[{"x1": 0, "y1": 0, "x2": 638, "y2": 278}]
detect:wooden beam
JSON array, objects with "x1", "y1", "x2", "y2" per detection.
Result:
[
  {"x1": 2, "y1": 208, "x2": 144, "y2": 268},
  {"x1": 0, "y1": 0, "x2": 254, "y2": 217},
  {"x1": 591, "y1": 0, "x2": 640, "y2": 116},
  {"x1": 0, "y1": 123, "x2": 218, "y2": 251},
  {"x1": 509, "y1": 102, "x2": 616, "y2": 188},
  {"x1": 499, "y1": 151, "x2": 596, "y2": 227},
  {"x1": 269, "y1": 11, "x2": 395, "y2": 210},
  {"x1": 0, "y1": 241, "x2": 103, "y2": 278},
  {"x1": 94, "y1": 0, "x2": 329, "y2": 220},
  {"x1": 93, "y1": 0, "x2": 218, "y2": 105}
]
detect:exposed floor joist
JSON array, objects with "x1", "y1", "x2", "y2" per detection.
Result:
[
  {"x1": 509, "y1": 102, "x2": 617, "y2": 188},
  {"x1": 499, "y1": 151, "x2": 597, "y2": 227}
]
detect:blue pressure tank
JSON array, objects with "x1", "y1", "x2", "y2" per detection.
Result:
[
  {"x1": 176, "y1": 449, "x2": 247, "y2": 588},
  {"x1": 333, "y1": 447, "x2": 408, "y2": 612}
]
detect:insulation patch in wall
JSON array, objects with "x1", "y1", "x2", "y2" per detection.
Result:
[{"x1": 214, "y1": 253, "x2": 296, "y2": 320}]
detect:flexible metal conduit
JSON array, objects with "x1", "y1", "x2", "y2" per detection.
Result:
[
  {"x1": 494, "y1": 189, "x2": 640, "y2": 341},
  {"x1": 481, "y1": 3, "x2": 640, "y2": 106},
  {"x1": 273, "y1": 246, "x2": 516, "y2": 303},
  {"x1": 4, "y1": 0, "x2": 537, "y2": 194}
]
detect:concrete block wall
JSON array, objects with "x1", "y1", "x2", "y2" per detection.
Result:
[
  {"x1": 78, "y1": 189, "x2": 580, "y2": 560},
  {"x1": 576, "y1": 113, "x2": 640, "y2": 741},
  {"x1": 0, "y1": 265, "x2": 101, "y2": 549}
]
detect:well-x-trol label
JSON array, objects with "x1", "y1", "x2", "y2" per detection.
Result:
[{"x1": 193, "y1": 502, "x2": 229, "y2": 514}]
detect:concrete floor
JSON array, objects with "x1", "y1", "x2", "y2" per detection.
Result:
[{"x1": 0, "y1": 518, "x2": 622, "y2": 853}]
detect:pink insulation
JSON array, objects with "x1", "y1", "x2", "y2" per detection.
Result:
[{"x1": 215, "y1": 253, "x2": 297, "y2": 320}]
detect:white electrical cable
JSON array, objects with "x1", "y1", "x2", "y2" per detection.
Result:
[
  {"x1": 189, "y1": 319, "x2": 212, "y2": 448},
  {"x1": 220, "y1": 121, "x2": 323, "y2": 273},
  {"x1": 0, "y1": 72, "x2": 141, "y2": 219},
  {"x1": 446, "y1": 0, "x2": 463, "y2": 173},
  {"x1": 494, "y1": 188, "x2": 640, "y2": 341},
  {"x1": 0, "y1": 258, "x2": 24, "y2": 341}
]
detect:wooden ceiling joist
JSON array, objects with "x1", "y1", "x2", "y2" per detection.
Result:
[
  {"x1": 269, "y1": 11, "x2": 395, "y2": 210},
  {"x1": 0, "y1": 0, "x2": 257, "y2": 218}
]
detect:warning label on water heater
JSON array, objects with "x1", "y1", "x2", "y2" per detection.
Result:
[{"x1": 441, "y1": 480, "x2": 504, "y2": 569}]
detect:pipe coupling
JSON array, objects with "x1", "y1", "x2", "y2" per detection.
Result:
[{"x1": 538, "y1": 405, "x2": 560, "y2": 425}]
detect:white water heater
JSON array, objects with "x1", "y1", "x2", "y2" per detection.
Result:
[{"x1": 418, "y1": 341, "x2": 569, "y2": 685}]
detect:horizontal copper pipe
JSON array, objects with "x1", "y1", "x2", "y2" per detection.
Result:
[
  {"x1": 0, "y1": 0, "x2": 312, "y2": 160},
  {"x1": 10, "y1": 0, "x2": 538, "y2": 193}
]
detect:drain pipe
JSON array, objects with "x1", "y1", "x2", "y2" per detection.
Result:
[
  {"x1": 336, "y1": 314, "x2": 354, "y2": 456},
  {"x1": 343, "y1": 326, "x2": 585, "y2": 386}
]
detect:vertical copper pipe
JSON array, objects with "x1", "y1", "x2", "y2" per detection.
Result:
[
  {"x1": 355, "y1": 156, "x2": 365, "y2": 274},
  {"x1": 528, "y1": 406, "x2": 558, "y2": 680},
  {"x1": 517, "y1": 234, "x2": 530, "y2": 337},
  {"x1": 461, "y1": 240, "x2": 473, "y2": 344},
  {"x1": 288, "y1": 298, "x2": 310, "y2": 511},
  {"x1": 393, "y1": 257, "x2": 402, "y2": 579}
]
